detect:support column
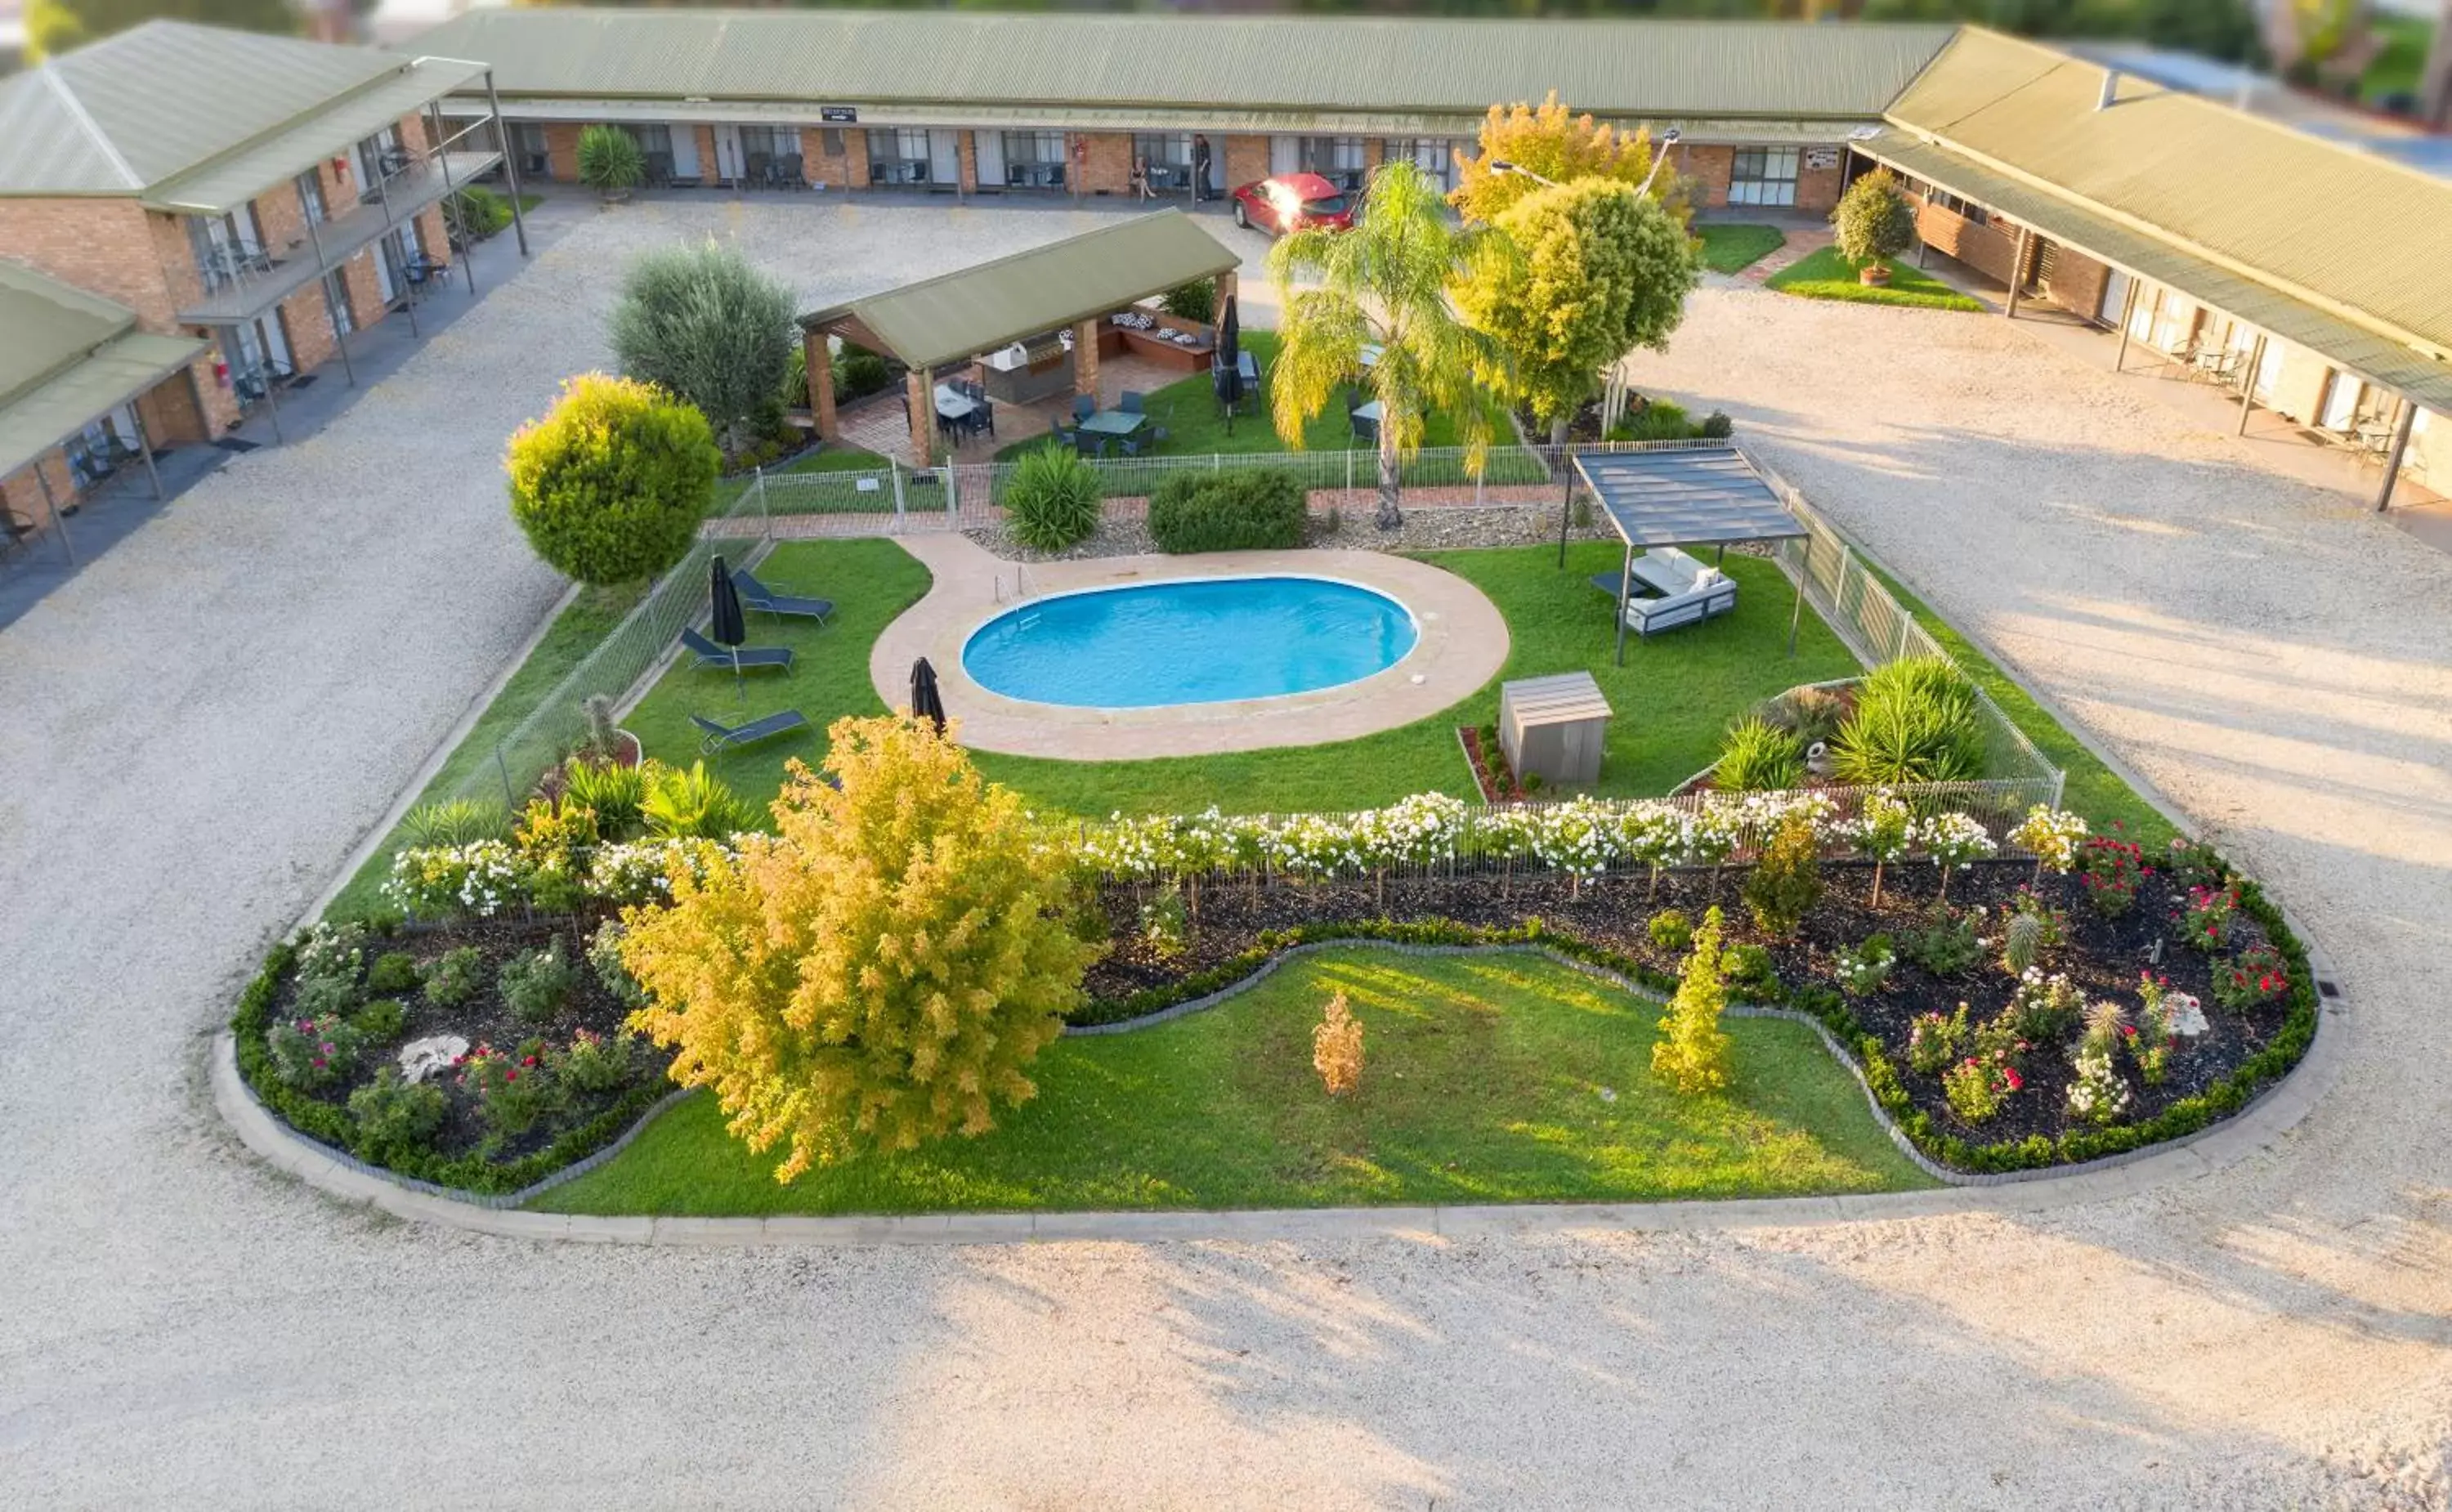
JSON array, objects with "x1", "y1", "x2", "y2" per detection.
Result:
[
  {"x1": 131, "y1": 404, "x2": 165, "y2": 500},
  {"x1": 1214, "y1": 268, "x2": 1237, "y2": 314},
  {"x1": 904, "y1": 366, "x2": 933, "y2": 467},
  {"x1": 2112, "y1": 278, "x2": 2138, "y2": 373},
  {"x1": 2004, "y1": 227, "x2": 2029, "y2": 318},
  {"x1": 2238, "y1": 333, "x2": 2266, "y2": 436},
  {"x1": 34, "y1": 462, "x2": 74, "y2": 566},
  {"x1": 2376, "y1": 400, "x2": 2418, "y2": 513},
  {"x1": 430, "y1": 102, "x2": 477, "y2": 297},
  {"x1": 1613, "y1": 540, "x2": 1634, "y2": 667},
  {"x1": 806, "y1": 328, "x2": 838, "y2": 441},
  {"x1": 302, "y1": 210, "x2": 356, "y2": 387},
  {"x1": 487, "y1": 71, "x2": 530, "y2": 257},
  {"x1": 1072, "y1": 318, "x2": 1101, "y2": 402}
]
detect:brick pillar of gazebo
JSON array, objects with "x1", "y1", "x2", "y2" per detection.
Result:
[
  {"x1": 803, "y1": 328, "x2": 837, "y2": 441},
  {"x1": 904, "y1": 366, "x2": 933, "y2": 466},
  {"x1": 1072, "y1": 317, "x2": 1101, "y2": 401}
]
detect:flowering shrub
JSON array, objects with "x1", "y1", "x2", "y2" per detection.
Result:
[
  {"x1": 1139, "y1": 887, "x2": 1189, "y2": 960},
  {"x1": 549, "y1": 1027, "x2": 641, "y2": 1094},
  {"x1": 455, "y1": 1040, "x2": 566, "y2": 1146},
  {"x1": 2009, "y1": 805, "x2": 2089, "y2": 875},
  {"x1": 347, "y1": 1067, "x2": 446, "y2": 1161},
  {"x1": 587, "y1": 837, "x2": 733, "y2": 906},
  {"x1": 2075, "y1": 830, "x2": 2150, "y2": 919},
  {"x1": 1832, "y1": 935, "x2": 1895, "y2": 997},
  {"x1": 2065, "y1": 1047, "x2": 2132, "y2": 1125},
  {"x1": 292, "y1": 922, "x2": 368, "y2": 994},
  {"x1": 1313, "y1": 991, "x2": 1364, "y2": 1096},
  {"x1": 352, "y1": 996, "x2": 407, "y2": 1043},
  {"x1": 1358, "y1": 792, "x2": 1471, "y2": 870},
  {"x1": 1618, "y1": 803, "x2": 1693, "y2": 897},
  {"x1": 587, "y1": 919, "x2": 646, "y2": 1008},
  {"x1": 2163, "y1": 837, "x2": 2228, "y2": 892},
  {"x1": 515, "y1": 795, "x2": 602, "y2": 912},
  {"x1": 2007, "y1": 968, "x2": 2086, "y2": 1045},
  {"x1": 1911, "y1": 812, "x2": 1997, "y2": 903},
  {"x1": 1908, "y1": 1002, "x2": 1971, "y2": 1076},
  {"x1": 2178, "y1": 884, "x2": 2239, "y2": 954},
  {"x1": 387, "y1": 840, "x2": 529, "y2": 919},
  {"x1": 423, "y1": 945, "x2": 485, "y2": 1008},
  {"x1": 267, "y1": 1013, "x2": 365, "y2": 1090},
  {"x1": 1532, "y1": 795, "x2": 1625, "y2": 890},
  {"x1": 2212, "y1": 942, "x2": 2290, "y2": 1012},
  {"x1": 2130, "y1": 973, "x2": 2186, "y2": 1085},
  {"x1": 499, "y1": 937, "x2": 578, "y2": 1025},
  {"x1": 366, "y1": 951, "x2": 421, "y2": 995},
  {"x1": 1942, "y1": 1053, "x2": 2021, "y2": 1125},
  {"x1": 1846, "y1": 790, "x2": 1913, "y2": 906}
]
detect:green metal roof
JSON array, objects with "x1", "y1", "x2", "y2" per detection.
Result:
[
  {"x1": 1886, "y1": 26, "x2": 2452, "y2": 360},
  {"x1": 0, "y1": 261, "x2": 205, "y2": 480},
  {"x1": 1858, "y1": 131, "x2": 2452, "y2": 414},
  {"x1": 409, "y1": 9, "x2": 1955, "y2": 122},
  {"x1": 799, "y1": 209, "x2": 1241, "y2": 372},
  {"x1": 0, "y1": 20, "x2": 462, "y2": 199},
  {"x1": 145, "y1": 56, "x2": 490, "y2": 215}
]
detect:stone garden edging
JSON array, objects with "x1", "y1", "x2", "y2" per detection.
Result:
[{"x1": 214, "y1": 916, "x2": 2345, "y2": 1245}]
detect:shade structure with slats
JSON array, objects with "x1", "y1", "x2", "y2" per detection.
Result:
[{"x1": 1562, "y1": 445, "x2": 1809, "y2": 664}]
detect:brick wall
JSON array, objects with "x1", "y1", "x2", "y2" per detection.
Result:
[
  {"x1": 1224, "y1": 134, "x2": 1268, "y2": 195},
  {"x1": 544, "y1": 123, "x2": 582, "y2": 184},
  {"x1": 1681, "y1": 145, "x2": 1734, "y2": 209},
  {"x1": 1913, "y1": 198, "x2": 2023, "y2": 287},
  {"x1": 2038, "y1": 244, "x2": 2111, "y2": 324},
  {"x1": 1076, "y1": 132, "x2": 1132, "y2": 195},
  {"x1": 957, "y1": 131, "x2": 978, "y2": 194},
  {"x1": 691, "y1": 124, "x2": 718, "y2": 184},
  {"x1": 2, "y1": 451, "x2": 79, "y2": 522},
  {"x1": 800, "y1": 126, "x2": 866, "y2": 189}
]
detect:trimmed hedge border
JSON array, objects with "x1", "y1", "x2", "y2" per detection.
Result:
[{"x1": 1062, "y1": 888, "x2": 2321, "y2": 1181}]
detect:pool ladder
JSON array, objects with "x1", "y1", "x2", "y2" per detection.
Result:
[{"x1": 996, "y1": 566, "x2": 1041, "y2": 629}]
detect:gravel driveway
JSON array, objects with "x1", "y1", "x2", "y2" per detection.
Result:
[{"x1": 4, "y1": 209, "x2": 2448, "y2": 1509}]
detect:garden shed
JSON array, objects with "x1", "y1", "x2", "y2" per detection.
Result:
[{"x1": 1499, "y1": 671, "x2": 1613, "y2": 787}]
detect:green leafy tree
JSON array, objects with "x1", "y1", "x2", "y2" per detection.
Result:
[
  {"x1": 1450, "y1": 91, "x2": 1688, "y2": 226},
  {"x1": 620, "y1": 716, "x2": 1102, "y2": 1181},
  {"x1": 26, "y1": 0, "x2": 294, "y2": 60},
  {"x1": 609, "y1": 239, "x2": 796, "y2": 454},
  {"x1": 1652, "y1": 905, "x2": 1734, "y2": 1096},
  {"x1": 1832, "y1": 168, "x2": 1917, "y2": 269},
  {"x1": 1454, "y1": 178, "x2": 1697, "y2": 442},
  {"x1": 576, "y1": 124, "x2": 646, "y2": 195},
  {"x1": 504, "y1": 373, "x2": 720, "y2": 585},
  {"x1": 1268, "y1": 159, "x2": 1507, "y2": 530}
]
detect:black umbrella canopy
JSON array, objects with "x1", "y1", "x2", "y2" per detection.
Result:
[
  {"x1": 709, "y1": 556, "x2": 747, "y2": 647},
  {"x1": 911, "y1": 657, "x2": 948, "y2": 735},
  {"x1": 1214, "y1": 294, "x2": 1243, "y2": 410}
]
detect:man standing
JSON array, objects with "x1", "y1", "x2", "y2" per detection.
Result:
[{"x1": 1192, "y1": 134, "x2": 1213, "y2": 204}]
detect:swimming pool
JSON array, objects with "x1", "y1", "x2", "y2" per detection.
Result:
[{"x1": 963, "y1": 575, "x2": 1419, "y2": 709}]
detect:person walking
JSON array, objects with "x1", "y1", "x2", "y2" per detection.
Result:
[{"x1": 1192, "y1": 134, "x2": 1213, "y2": 204}]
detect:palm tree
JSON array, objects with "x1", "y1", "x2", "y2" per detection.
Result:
[{"x1": 1266, "y1": 159, "x2": 1509, "y2": 530}]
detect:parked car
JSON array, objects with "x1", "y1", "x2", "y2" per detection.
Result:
[{"x1": 1229, "y1": 172, "x2": 1357, "y2": 236}]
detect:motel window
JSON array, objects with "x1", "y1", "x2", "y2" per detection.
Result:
[
  {"x1": 870, "y1": 128, "x2": 933, "y2": 186},
  {"x1": 1386, "y1": 139, "x2": 1456, "y2": 190},
  {"x1": 295, "y1": 168, "x2": 326, "y2": 225},
  {"x1": 996, "y1": 131, "x2": 1068, "y2": 190},
  {"x1": 514, "y1": 123, "x2": 551, "y2": 178},
  {"x1": 1134, "y1": 133, "x2": 1193, "y2": 192},
  {"x1": 741, "y1": 127, "x2": 796, "y2": 159},
  {"x1": 1728, "y1": 147, "x2": 1800, "y2": 208},
  {"x1": 630, "y1": 124, "x2": 673, "y2": 154}
]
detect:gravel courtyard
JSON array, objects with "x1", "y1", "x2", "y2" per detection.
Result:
[{"x1": 2, "y1": 203, "x2": 2448, "y2": 1508}]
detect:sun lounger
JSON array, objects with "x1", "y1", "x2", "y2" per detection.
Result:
[
  {"x1": 680, "y1": 626, "x2": 794, "y2": 672},
  {"x1": 690, "y1": 709, "x2": 811, "y2": 754}
]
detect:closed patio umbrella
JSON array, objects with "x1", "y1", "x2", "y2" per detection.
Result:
[
  {"x1": 709, "y1": 555, "x2": 748, "y2": 702},
  {"x1": 911, "y1": 657, "x2": 947, "y2": 735},
  {"x1": 1214, "y1": 294, "x2": 1243, "y2": 430}
]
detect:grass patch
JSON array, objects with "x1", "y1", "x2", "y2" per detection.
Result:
[
  {"x1": 534, "y1": 948, "x2": 1931, "y2": 1216},
  {"x1": 621, "y1": 539, "x2": 932, "y2": 803},
  {"x1": 1767, "y1": 246, "x2": 1986, "y2": 313},
  {"x1": 1854, "y1": 556, "x2": 2174, "y2": 848},
  {"x1": 1694, "y1": 222, "x2": 1786, "y2": 274},
  {"x1": 324, "y1": 582, "x2": 647, "y2": 920},
  {"x1": 993, "y1": 330, "x2": 1520, "y2": 464},
  {"x1": 2363, "y1": 13, "x2": 2435, "y2": 103}
]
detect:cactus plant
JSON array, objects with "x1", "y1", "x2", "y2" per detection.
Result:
[{"x1": 2002, "y1": 910, "x2": 2046, "y2": 977}]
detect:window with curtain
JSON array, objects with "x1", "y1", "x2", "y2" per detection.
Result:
[{"x1": 1728, "y1": 148, "x2": 1800, "y2": 208}]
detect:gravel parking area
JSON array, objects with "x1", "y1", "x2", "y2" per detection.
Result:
[{"x1": 3, "y1": 208, "x2": 2448, "y2": 1508}]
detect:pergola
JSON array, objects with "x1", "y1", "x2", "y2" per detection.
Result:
[
  {"x1": 1564, "y1": 446, "x2": 1810, "y2": 665},
  {"x1": 0, "y1": 262, "x2": 208, "y2": 563},
  {"x1": 796, "y1": 209, "x2": 1242, "y2": 466}
]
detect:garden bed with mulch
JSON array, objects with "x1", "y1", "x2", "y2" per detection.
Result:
[
  {"x1": 232, "y1": 915, "x2": 665, "y2": 1194},
  {"x1": 1081, "y1": 855, "x2": 2311, "y2": 1174}
]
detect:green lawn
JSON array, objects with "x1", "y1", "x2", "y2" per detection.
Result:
[
  {"x1": 1767, "y1": 246, "x2": 1987, "y2": 313},
  {"x1": 2364, "y1": 13, "x2": 2436, "y2": 103},
  {"x1": 534, "y1": 948, "x2": 1931, "y2": 1216},
  {"x1": 324, "y1": 582, "x2": 646, "y2": 919},
  {"x1": 620, "y1": 537, "x2": 1857, "y2": 819},
  {"x1": 1856, "y1": 557, "x2": 2176, "y2": 849},
  {"x1": 993, "y1": 330, "x2": 1519, "y2": 464},
  {"x1": 620, "y1": 538, "x2": 931, "y2": 803},
  {"x1": 1694, "y1": 223, "x2": 1786, "y2": 274}
]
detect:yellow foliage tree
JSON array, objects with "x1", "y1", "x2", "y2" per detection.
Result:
[
  {"x1": 618, "y1": 714, "x2": 1100, "y2": 1180},
  {"x1": 1313, "y1": 990, "x2": 1364, "y2": 1097},
  {"x1": 1450, "y1": 92, "x2": 1690, "y2": 226},
  {"x1": 1651, "y1": 906, "x2": 1734, "y2": 1096}
]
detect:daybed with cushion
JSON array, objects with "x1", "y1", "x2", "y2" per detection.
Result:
[{"x1": 1592, "y1": 546, "x2": 1738, "y2": 637}]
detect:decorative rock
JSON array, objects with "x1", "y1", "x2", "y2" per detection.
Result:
[
  {"x1": 400, "y1": 1035, "x2": 470, "y2": 1085},
  {"x1": 2166, "y1": 992, "x2": 2208, "y2": 1038}
]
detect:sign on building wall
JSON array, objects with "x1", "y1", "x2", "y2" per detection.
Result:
[
  {"x1": 820, "y1": 106, "x2": 858, "y2": 123},
  {"x1": 1804, "y1": 147, "x2": 1840, "y2": 171}
]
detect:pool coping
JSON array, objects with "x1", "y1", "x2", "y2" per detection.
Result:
[{"x1": 874, "y1": 537, "x2": 1510, "y2": 759}]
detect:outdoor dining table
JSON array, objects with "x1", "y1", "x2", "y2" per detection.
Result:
[
  {"x1": 933, "y1": 383, "x2": 976, "y2": 420},
  {"x1": 1076, "y1": 409, "x2": 1147, "y2": 437}
]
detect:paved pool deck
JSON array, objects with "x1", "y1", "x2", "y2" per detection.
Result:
[{"x1": 874, "y1": 535, "x2": 1508, "y2": 758}]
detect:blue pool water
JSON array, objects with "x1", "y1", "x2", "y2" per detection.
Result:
[{"x1": 964, "y1": 575, "x2": 1419, "y2": 708}]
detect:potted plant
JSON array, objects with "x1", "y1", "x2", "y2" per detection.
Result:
[
  {"x1": 576, "y1": 124, "x2": 645, "y2": 204},
  {"x1": 1831, "y1": 167, "x2": 1915, "y2": 289}
]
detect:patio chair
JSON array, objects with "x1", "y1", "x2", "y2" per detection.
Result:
[
  {"x1": 691, "y1": 709, "x2": 811, "y2": 754},
  {"x1": 680, "y1": 626, "x2": 794, "y2": 673},
  {"x1": 1350, "y1": 412, "x2": 1379, "y2": 445},
  {"x1": 1120, "y1": 391, "x2": 1144, "y2": 414},
  {"x1": 1072, "y1": 394, "x2": 1097, "y2": 423},
  {"x1": 731, "y1": 567, "x2": 834, "y2": 625}
]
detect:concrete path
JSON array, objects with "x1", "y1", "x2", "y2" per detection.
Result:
[
  {"x1": 872, "y1": 535, "x2": 1509, "y2": 758},
  {"x1": 4, "y1": 204, "x2": 2448, "y2": 1507}
]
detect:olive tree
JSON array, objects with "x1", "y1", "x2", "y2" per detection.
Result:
[{"x1": 608, "y1": 239, "x2": 796, "y2": 454}]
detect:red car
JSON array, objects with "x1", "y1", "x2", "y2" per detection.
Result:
[{"x1": 1229, "y1": 172, "x2": 1357, "y2": 235}]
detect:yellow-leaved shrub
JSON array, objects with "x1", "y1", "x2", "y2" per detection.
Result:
[
  {"x1": 1313, "y1": 989, "x2": 1364, "y2": 1098},
  {"x1": 618, "y1": 714, "x2": 1101, "y2": 1180}
]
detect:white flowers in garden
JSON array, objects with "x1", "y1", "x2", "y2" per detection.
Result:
[
  {"x1": 1912, "y1": 812, "x2": 1998, "y2": 869},
  {"x1": 385, "y1": 840, "x2": 528, "y2": 919}
]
